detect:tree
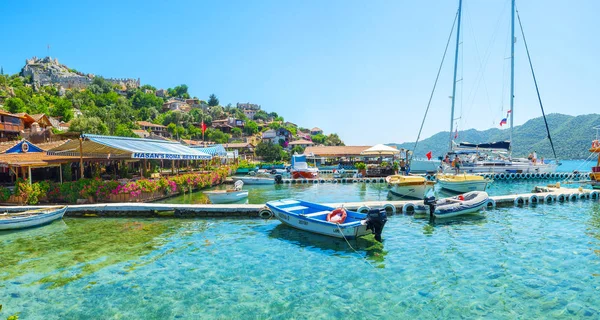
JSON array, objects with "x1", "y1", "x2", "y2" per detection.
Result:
[
  {"x1": 244, "y1": 120, "x2": 259, "y2": 135},
  {"x1": 69, "y1": 116, "x2": 109, "y2": 134},
  {"x1": 325, "y1": 133, "x2": 344, "y2": 146},
  {"x1": 255, "y1": 141, "x2": 283, "y2": 162},
  {"x1": 231, "y1": 127, "x2": 242, "y2": 138},
  {"x1": 167, "y1": 84, "x2": 189, "y2": 98},
  {"x1": 131, "y1": 90, "x2": 163, "y2": 109},
  {"x1": 5, "y1": 97, "x2": 26, "y2": 113},
  {"x1": 208, "y1": 94, "x2": 219, "y2": 107},
  {"x1": 206, "y1": 128, "x2": 230, "y2": 144},
  {"x1": 210, "y1": 105, "x2": 225, "y2": 119},
  {"x1": 50, "y1": 97, "x2": 74, "y2": 122},
  {"x1": 253, "y1": 110, "x2": 269, "y2": 121},
  {"x1": 291, "y1": 145, "x2": 305, "y2": 155},
  {"x1": 312, "y1": 133, "x2": 327, "y2": 145}
]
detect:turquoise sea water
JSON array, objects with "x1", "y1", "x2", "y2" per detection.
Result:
[
  {"x1": 2, "y1": 201, "x2": 600, "y2": 319},
  {"x1": 159, "y1": 160, "x2": 595, "y2": 205}
]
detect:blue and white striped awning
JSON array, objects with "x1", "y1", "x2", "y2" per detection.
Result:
[
  {"x1": 191, "y1": 144, "x2": 228, "y2": 157},
  {"x1": 48, "y1": 134, "x2": 212, "y2": 160}
]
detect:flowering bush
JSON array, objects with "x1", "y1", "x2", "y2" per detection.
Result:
[{"x1": 0, "y1": 186, "x2": 12, "y2": 202}]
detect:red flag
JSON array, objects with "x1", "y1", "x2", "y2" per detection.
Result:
[
  {"x1": 500, "y1": 118, "x2": 507, "y2": 126},
  {"x1": 201, "y1": 121, "x2": 207, "y2": 134},
  {"x1": 426, "y1": 151, "x2": 432, "y2": 160}
]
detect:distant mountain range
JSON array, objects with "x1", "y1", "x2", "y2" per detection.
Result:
[{"x1": 389, "y1": 113, "x2": 600, "y2": 160}]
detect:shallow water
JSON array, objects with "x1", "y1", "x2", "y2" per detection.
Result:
[{"x1": 2, "y1": 201, "x2": 600, "y2": 319}]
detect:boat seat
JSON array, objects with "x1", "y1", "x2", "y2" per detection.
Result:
[
  {"x1": 285, "y1": 205, "x2": 309, "y2": 212},
  {"x1": 302, "y1": 211, "x2": 330, "y2": 218}
]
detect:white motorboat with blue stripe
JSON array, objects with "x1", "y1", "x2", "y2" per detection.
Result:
[
  {"x1": 416, "y1": 191, "x2": 489, "y2": 219},
  {"x1": 266, "y1": 199, "x2": 387, "y2": 241},
  {"x1": 0, "y1": 206, "x2": 67, "y2": 231}
]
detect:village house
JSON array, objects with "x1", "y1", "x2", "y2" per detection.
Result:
[
  {"x1": 310, "y1": 127, "x2": 323, "y2": 135},
  {"x1": 163, "y1": 99, "x2": 191, "y2": 112},
  {"x1": 223, "y1": 142, "x2": 255, "y2": 160},
  {"x1": 262, "y1": 128, "x2": 292, "y2": 146},
  {"x1": 0, "y1": 111, "x2": 24, "y2": 142},
  {"x1": 211, "y1": 118, "x2": 245, "y2": 134},
  {"x1": 136, "y1": 121, "x2": 170, "y2": 137},
  {"x1": 155, "y1": 88, "x2": 166, "y2": 97},
  {"x1": 243, "y1": 108, "x2": 257, "y2": 120},
  {"x1": 288, "y1": 139, "x2": 315, "y2": 149},
  {"x1": 236, "y1": 102, "x2": 261, "y2": 110}
]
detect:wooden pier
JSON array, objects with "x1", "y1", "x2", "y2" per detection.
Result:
[{"x1": 2, "y1": 186, "x2": 597, "y2": 219}]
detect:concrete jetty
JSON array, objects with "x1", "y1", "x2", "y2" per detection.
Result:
[{"x1": 2, "y1": 186, "x2": 597, "y2": 219}]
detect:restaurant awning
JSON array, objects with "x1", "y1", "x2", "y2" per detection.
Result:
[
  {"x1": 360, "y1": 144, "x2": 400, "y2": 156},
  {"x1": 48, "y1": 134, "x2": 212, "y2": 160},
  {"x1": 191, "y1": 144, "x2": 228, "y2": 157}
]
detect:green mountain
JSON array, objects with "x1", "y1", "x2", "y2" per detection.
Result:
[{"x1": 390, "y1": 113, "x2": 600, "y2": 160}]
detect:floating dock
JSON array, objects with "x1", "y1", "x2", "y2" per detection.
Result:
[
  {"x1": 276, "y1": 171, "x2": 590, "y2": 184},
  {"x1": 2, "y1": 187, "x2": 598, "y2": 218}
]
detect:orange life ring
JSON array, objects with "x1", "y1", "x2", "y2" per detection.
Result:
[{"x1": 327, "y1": 208, "x2": 347, "y2": 224}]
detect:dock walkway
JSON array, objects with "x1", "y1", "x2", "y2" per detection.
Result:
[{"x1": 2, "y1": 187, "x2": 597, "y2": 218}]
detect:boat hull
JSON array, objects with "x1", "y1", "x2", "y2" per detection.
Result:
[
  {"x1": 0, "y1": 207, "x2": 67, "y2": 231},
  {"x1": 442, "y1": 163, "x2": 558, "y2": 174},
  {"x1": 204, "y1": 190, "x2": 249, "y2": 204},
  {"x1": 388, "y1": 183, "x2": 432, "y2": 199},
  {"x1": 233, "y1": 176, "x2": 273, "y2": 185},
  {"x1": 410, "y1": 159, "x2": 441, "y2": 173},
  {"x1": 438, "y1": 180, "x2": 488, "y2": 193},
  {"x1": 291, "y1": 170, "x2": 318, "y2": 179},
  {"x1": 434, "y1": 192, "x2": 488, "y2": 219},
  {"x1": 266, "y1": 200, "x2": 373, "y2": 240}
]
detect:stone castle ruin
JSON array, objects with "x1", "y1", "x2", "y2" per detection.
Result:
[{"x1": 21, "y1": 56, "x2": 140, "y2": 91}]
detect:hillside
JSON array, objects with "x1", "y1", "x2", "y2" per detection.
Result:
[
  {"x1": 0, "y1": 56, "x2": 344, "y2": 153},
  {"x1": 390, "y1": 113, "x2": 600, "y2": 160}
]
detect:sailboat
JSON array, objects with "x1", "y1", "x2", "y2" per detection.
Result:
[{"x1": 440, "y1": 0, "x2": 559, "y2": 175}]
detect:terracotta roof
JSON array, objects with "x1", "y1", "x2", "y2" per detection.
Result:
[
  {"x1": 0, "y1": 152, "x2": 91, "y2": 168},
  {"x1": 137, "y1": 121, "x2": 166, "y2": 128},
  {"x1": 311, "y1": 127, "x2": 322, "y2": 132},
  {"x1": 303, "y1": 146, "x2": 371, "y2": 157},
  {"x1": 181, "y1": 139, "x2": 203, "y2": 146},
  {"x1": 224, "y1": 142, "x2": 254, "y2": 148},
  {"x1": 289, "y1": 139, "x2": 314, "y2": 145}
]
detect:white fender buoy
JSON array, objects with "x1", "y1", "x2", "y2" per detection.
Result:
[
  {"x1": 379, "y1": 178, "x2": 385, "y2": 183},
  {"x1": 514, "y1": 196, "x2": 526, "y2": 206},
  {"x1": 332, "y1": 179, "x2": 338, "y2": 183},
  {"x1": 341, "y1": 178, "x2": 346, "y2": 183},
  {"x1": 382, "y1": 203, "x2": 396, "y2": 215},
  {"x1": 569, "y1": 194, "x2": 577, "y2": 201},
  {"x1": 320, "y1": 179, "x2": 325, "y2": 183},
  {"x1": 486, "y1": 199, "x2": 496, "y2": 209},
  {"x1": 544, "y1": 194, "x2": 554, "y2": 203},
  {"x1": 358, "y1": 179, "x2": 364, "y2": 183},
  {"x1": 291, "y1": 179, "x2": 297, "y2": 184},
  {"x1": 313, "y1": 180, "x2": 319, "y2": 184},
  {"x1": 402, "y1": 203, "x2": 415, "y2": 214},
  {"x1": 357, "y1": 205, "x2": 370, "y2": 214},
  {"x1": 365, "y1": 179, "x2": 370, "y2": 183},
  {"x1": 529, "y1": 195, "x2": 539, "y2": 205},
  {"x1": 591, "y1": 191, "x2": 599, "y2": 199},
  {"x1": 352, "y1": 179, "x2": 358, "y2": 183},
  {"x1": 258, "y1": 208, "x2": 273, "y2": 219},
  {"x1": 579, "y1": 193, "x2": 587, "y2": 199},
  {"x1": 509, "y1": 173, "x2": 516, "y2": 179},
  {"x1": 557, "y1": 194, "x2": 566, "y2": 202}
]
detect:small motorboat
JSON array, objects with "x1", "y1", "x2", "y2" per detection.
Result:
[
  {"x1": 290, "y1": 155, "x2": 319, "y2": 179},
  {"x1": 266, "y1": 199, "x2": 387, "y2": 242},
  {"x1": 0, "y1": 206, "x2": 67, "y2": 231},
  {"x1": 436, "y1": 173, "x2": 490, "y2": 193},
  {"x1": 415, "y1": 191, "x2": 489, "y2": 219},
  {"x1": 233, "y1": 175, "x2": 274, "y2": 185},
  {"x1": 386, "y1": 174, "x2": 435, "y2": 199},
  {"x1": 204, "y1": 181, "x2": 249, "y2": 204}
]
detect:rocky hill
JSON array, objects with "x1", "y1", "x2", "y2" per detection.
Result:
[
  {"x1": 20, "y1": 56, "x2": 139, "y2": 91},
  {"x1": 390, "y1": 113, "x2": 600, "y2": 160}
]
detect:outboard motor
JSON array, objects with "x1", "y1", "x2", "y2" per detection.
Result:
[
  {"x1": 423, "y1": 195, "x2": 437, "y2": 220},
  {"x1": 274, "y1": 174, "x2": 283, "y2": 184},
  {"x1": 365, "y1": 208, "x2": 388, "y2": 242}
]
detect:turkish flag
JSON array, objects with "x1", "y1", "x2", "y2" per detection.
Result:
[
  {"x1": 426, "y1": 151, "x2": 432, "y2": 160},
  {"x1": 201, "y1": 121, "x2": 207, "y2": 133}
]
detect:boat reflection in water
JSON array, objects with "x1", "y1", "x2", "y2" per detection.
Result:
[{"x1": 268, "y1": 224, "x2": 387, "y2": 265}]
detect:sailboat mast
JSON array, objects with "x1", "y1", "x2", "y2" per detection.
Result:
[
  {"x1": 509, "y1": 0, "x2": 515, "y2": 157},
  {"x1": 449, "y1": 0, "x2": 463, "y2": 151}
]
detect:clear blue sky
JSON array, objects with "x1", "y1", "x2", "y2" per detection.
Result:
[{"x1": 1, "y1": 0, "x2": 598, "y2": 145}]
